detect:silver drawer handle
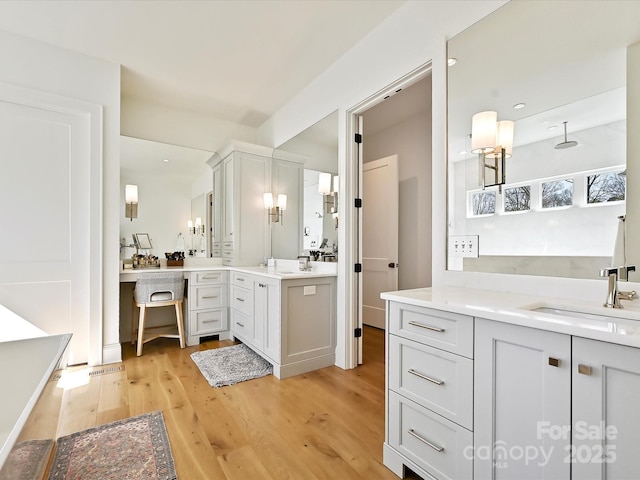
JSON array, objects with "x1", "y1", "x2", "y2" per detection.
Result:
[
  {"x1": 236, "y1": 322, "x2": 244, "y2": 328},
  {"x1": 408, "y1": 320, "x2": 445, "y2": 333},
  {"x1": 408, "y1": 429, "x2": 444, "y2": 452},
  {"x1": 202, "y1": 320, "x2": 216, "y2": 324},
  {"x1": 408, "y1": 368, "x2": 444, "y2": 386},
  {"x1": 202, "y1": 295, "x2": 219, "y2": 299},
  {"x1": 236, "y1": 297, "x2": 245, "y2": 302},
  {"x1": 237, "y1": 277, "x2": 245, "y2": 282}
]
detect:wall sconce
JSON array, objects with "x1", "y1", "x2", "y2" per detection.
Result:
[
  {"x1": 318, "y1": 172, "x2": 339, "y2": 214},
  {"x1": 125, "y1": 184, "x2": 138, "y2": 221},
  {"x1": 471, "y1": 111, "x2": 514, "y2": 192},
  {"x1": 188, "y1": 217, "x2": 205, "y2": 235},
  {"x1": 264, "y1": 192, "x2": 287, "y2": 224}
]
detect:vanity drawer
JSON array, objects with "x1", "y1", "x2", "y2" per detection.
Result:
[
  {"x1": 191, "y1": 270, "x2": 227, "y2": 285},
  {"x1": 231, "y1": 271, "x2": 252, "y2": 288},
  {"x1": 222, "y1": 249, "x2": 235, "y2": 259},
  {"x1": 223, "y1": 241, "x2": 234, "y2": 250},
  {"x1": 211, "y1": 248, "x2": 222, "y2": 257},
  {"x1": 230, "y1": 284, "x2": 252, "y2": 316},
  {"x1": 388, "y1": 391, "x2": 473, "y2": 480},
  {"x1": 191, "y1": 308, "x2": 227, "y2": 335},
  {"x1": 389, "y1": 335, "x2": 473, "y2": 429},
  {"x1": 231, "y1": 309, "x2": 253, "y2": 341},
  {"x1": 191, "y1": 284, "x2": 227, "y2": 309},
  {"x1": 389, "y1": 303, "x2": 473, "y2": 358}
]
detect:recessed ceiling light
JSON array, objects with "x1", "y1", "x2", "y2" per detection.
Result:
[
  {"x1": 513, "y1": 103, "x2": 526, "y2": 110},
  {"x1": 448, "y1": 58, "x2": 457, "y2": 66}
]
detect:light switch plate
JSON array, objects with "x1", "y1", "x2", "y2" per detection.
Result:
[{"x1": 449, "y1": 235, "x2": 479, "y2": 258}]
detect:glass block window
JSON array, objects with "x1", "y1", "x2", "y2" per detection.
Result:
[{"x1": 541, "y1": 179, "x2": 573, "y2": 208}]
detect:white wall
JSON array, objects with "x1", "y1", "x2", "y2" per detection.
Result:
[
  {"x1": 363, "y1": 79, "x2": 432, "y2": 290},
  {"x1": 0, "y1": 29, "x2": 121, "y2": 363},
  {"x1": 257, "y1": 0, "x2": 507, "y2": 368}
]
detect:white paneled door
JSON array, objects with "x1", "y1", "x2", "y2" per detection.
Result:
[
  {"x1": 0, "y1": 84, "x2": 102, "y2": 365},
  {"x1": 362, "y1": 155, "x2": 398, "y2": 330}
]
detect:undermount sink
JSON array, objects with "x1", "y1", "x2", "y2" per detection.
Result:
[{"x1": 529, "y1": 305, "x2": 620, "y2": 323}]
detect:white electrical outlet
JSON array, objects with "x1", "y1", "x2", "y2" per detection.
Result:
[{"x1": 449, "y1": 235, "x2": 479, "y2": 258}]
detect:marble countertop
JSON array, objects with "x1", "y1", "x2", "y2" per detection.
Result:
[{"x1": 381, "y1": 286, "x2": 640, "y2": 348}]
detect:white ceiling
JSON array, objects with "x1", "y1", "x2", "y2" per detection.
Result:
[{"x1": 0, "y1": 0, "x2": 405, "y2": 128}]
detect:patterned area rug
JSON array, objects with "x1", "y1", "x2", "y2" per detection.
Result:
[
  {"x1": 0, "y1": 439, "x2": 53, "y2": 480},
  {"x1": 47, "y1": 411, "x2": 177, "y2": 480},
  {"x1": 191, "y1": 343, "x2": 273, "y2": 387}
]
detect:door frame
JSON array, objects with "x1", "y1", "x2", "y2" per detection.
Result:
[{"x1": 343, "y1": 62, "x2": 432, "y2": 368}]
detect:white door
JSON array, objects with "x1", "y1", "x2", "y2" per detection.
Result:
[
  {"x1": 362, "y1": 155, "x2": 398, "y2": 330},
  {"x1": 572, "y1": 337, "x2": 640, "y2": 479},
  {"x1": 0, "y1": 84, "x2": 101, "y2": 365},
  {"x1": 475, "y1": 318, "x2": 571, "y2": 480}
]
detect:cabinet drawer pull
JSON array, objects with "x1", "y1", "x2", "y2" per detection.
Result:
[
  {"x1": 549, "y1": 357, "x2": 560, "y2": 367},
  {"x1": 407, "y1": 429, "x2": 444, "y2": 452},
  {"x1": 236, "y1": 322, "x2": 244, "y2": 328},
  {"x1": 202, "y1": 320, "x2": 217, "y2": 324},
  {"x1": 578, "y1": 364, "x2": 592, "y2": 376},
  {"x1": 236, "y1": 297, "x2": 245, "y2": 302},
  {"x1": 202, "y1": 274, "x2": 220, "y2": 279},
  {"x1": 202, "y1": 295, "x2": 219, "y2": 299},
  {"x1": 408, "y1": 368, "x2": 444, "y2": 386},
  {"x1": 408, "y1": 320, "x2": 445, "y2": 333},
  {"x1": 237, "y1": 277, "x2": 245, "y2": 282}
]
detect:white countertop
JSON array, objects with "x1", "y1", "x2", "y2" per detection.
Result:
[
  {"x1": 119, "y1": 260, "x2": 337, "y2": 282},
  {"x1": 381, "y1": 286, "x2": 640, "y2": 348}
]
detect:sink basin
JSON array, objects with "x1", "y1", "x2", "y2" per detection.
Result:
[{"x1": 529, "y1": 306, "x2": 619, "y2": 323}]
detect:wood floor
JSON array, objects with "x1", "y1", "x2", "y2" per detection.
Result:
[{"x1": 18, "y1": 326, "x2": 422, "y2": 479}]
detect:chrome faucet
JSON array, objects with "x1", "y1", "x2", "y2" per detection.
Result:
[{"x1": 600, "y1": 266, "x2": 637, "y2": 308}]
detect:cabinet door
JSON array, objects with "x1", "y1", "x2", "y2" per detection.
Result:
[
  {"x1": 572, "y1": 337, "x2": 640, "y2": 479},
  {"x1": 261, "y1": 278, "x2": 281, "y2": 363},
  {"x1": 211, "y1": 162, "x2": 222, "y2": 254},
  {"x1": 475, "y1": 318, "x2": 571, "y2": 480},
  {"x1": 222, "y1": 154, "x2": 234, "y2": 243}
]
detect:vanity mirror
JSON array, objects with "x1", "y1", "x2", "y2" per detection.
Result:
[
  {"x1": 274, "y1": 111, "x2": 339, "y2": 260},
  {"x1": 447, "y1": 1, "x2": 640, "y2": 279},
  {"x1": 120, "y1": 136, "x2": 213, "y2": 257}
]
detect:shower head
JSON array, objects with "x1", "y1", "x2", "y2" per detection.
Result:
[{"x1": 555, "y1": 121, "x2": 578, "y2": 149}]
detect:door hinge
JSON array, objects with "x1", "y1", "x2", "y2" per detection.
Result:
[
  {"x1": 355, "y1": 133, "x2": 362, "y2": 144},
  {"x1": 354, "y1": 198, "x2": 362, "y2": 208},
  {"x1": 354, "y1": 263, "x2": 362, "y2": 273},
  {"x1": 355, "y1": 327, "x2": 362, "y2": 338}
]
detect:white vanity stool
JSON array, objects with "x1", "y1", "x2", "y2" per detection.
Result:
[{"x1": 133, "y1": 271, "x2": 185, "y2": 356}]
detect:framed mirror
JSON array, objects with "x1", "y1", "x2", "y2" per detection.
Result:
[
  {"x1": 447, "y1": 1, "x2": 640, "y2": 279},
  {"x1": 132, "y1": 233, "x2": 152, "y2": 250}
]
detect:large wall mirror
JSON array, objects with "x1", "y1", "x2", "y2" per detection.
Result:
[
  {"x1": 120, "y1": 136, "x2": 213, "y2": 259},
  {"x1": 275, "y1": 111, "x2": 339, "y2": 260},
  {"x1": 447, "y1": 1, "x2": 640, "y2": 279}
]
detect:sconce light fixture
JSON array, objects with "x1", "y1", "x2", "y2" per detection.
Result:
[
  {"x1": 264, "y1": 192, "x2": 287, "y2": 224},
  {"x1": 318, "y1": 172, "x2": 339, "y2": 214},
  {"x1": 188, "y1": 217, "x2": 205, "y2": 235},
  {"x1": 125, "y1": 184, "x2": 138, "y2": 221},
  {"x1": 471, "y1": 111, "x2": 514, "y2": 192}
]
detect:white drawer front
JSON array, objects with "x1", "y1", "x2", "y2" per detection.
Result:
[
  {"x1": 230, "y1": 271, "x2": 252, "y2": 288},
  {"x1": 192, "y1": 270, "x2": 227, "y2": 285},
  {"x1": 230, "y1": 285, "x2": 252, "y2": 316},
  {"x1": 191, "y1": 285, "x2": 227, "y2": 309},
  {"x1": 191, "y1": 309, "x2": 227, "y2": 335},
  {"x1": 231, "y1": 309, "x2": 252, "y2": 341},
  {"x1": 389, "y1": 335, "x2": 473, "y2": 429},
  {"x1": 388, "y1": 391, "x2": 473, "y2": 480},
  {"x1": 389, "y1": 303, "x2": 473, "y2": 358}
]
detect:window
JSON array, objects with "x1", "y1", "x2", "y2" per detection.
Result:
[
  {"x1": 471, "y1": 190, "x2": 496, "y2": 216},
  {"x1": 504, "y1": 186, "x2": 531, "y2": 212},
  {"x1": 587, "y1": 171, "x2": 626, "y2": 204},
  {"x1": 541, "y1": 179, "x2": 573, "y2": 208}
]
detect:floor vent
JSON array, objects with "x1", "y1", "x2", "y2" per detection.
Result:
[{"x1": 89, "y1": 365, "x2": 125, "y2": 376}]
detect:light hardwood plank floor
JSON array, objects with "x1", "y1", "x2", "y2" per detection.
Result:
[{"x1": 19, "y1": 326, "x2": 422, "y2": 479}]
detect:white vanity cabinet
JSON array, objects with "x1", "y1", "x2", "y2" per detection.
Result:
[
  {"x1": 384, "y1": 301, "x2": 474, "y2": 480},
  {"x1": 186, "y1": 270, "x2": 229, "y2": 346},
  {"x1": 220, "y1": 146, "x2": 271, "y2": 266},
  {"x1": 474, "y1": 318, "x2": 571, "y2": 480},
  {"x1": 230, "y1": 271, "x2": 336, "y2": 379},
  {"x1": 572, "y1": 337, "x2": 640, "y2": 480}
]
